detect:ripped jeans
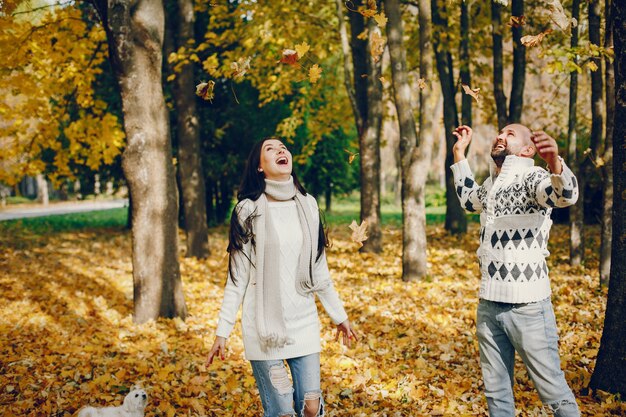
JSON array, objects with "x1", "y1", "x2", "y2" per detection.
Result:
[
  {"x1": 250, "y1": 353, "x2": 324, "y2": 417},
  {"x1": 477, "y1": 298, "x2": 580, "y2": 417}
]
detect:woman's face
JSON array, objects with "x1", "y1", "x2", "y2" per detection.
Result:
[{"x1": 258, "y1": 139, "x2": 292, "y2": 181}]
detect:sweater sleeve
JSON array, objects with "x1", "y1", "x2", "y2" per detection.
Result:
[
  {"x1": 314, "y1": 252, "x2": 348, "y2": 325},
  {"x1": 450, "y1": 159, "x2": 485, "y2": 213},
  {"x1": 525, "y1": 157, "x2": 579, "y2": 208},
  {"x1": 215, "y1": 201, "x2": 253, "y2": 339}
]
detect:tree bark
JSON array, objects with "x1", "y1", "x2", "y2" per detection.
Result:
[
  {"x1": 170, "y1": 0, "x2": 210, "y2": 259},
  {"x1": 600, "y1": 0, "x2": 614, "y2": 286},
  {"x1": 460, "y1": 0, "x2": 472, "y2": 126},
  {"x1": 36, "y1": 174, "x2": 49, "y2": 205},
  {"x1": 385, "y1": 0, "x2": 432, "y2": 281},
  {"x1": 589, "y1": 0, "x2": 604, "y2": 155},
  {"x1": 91, "y1": 0, "x2": 187, "y2": 323},
  {"x1": 568, "y1": 0, "x2": 583, "y2": 266},
  {"x1": 508, "y1": 0, "x2": 525, "y2": 123},
  {"x1": 433, "y1": 0, "x2": 466, "y2": 234},
  {"x1": 589, "y1": 0, "x2": 626, "y2": 393},
  {"x1": 345, "y1": 1, "x2": 383, "y2": 253},
  {"x1": 491, "y1": 0, "x2": 507, "y2": 129}
]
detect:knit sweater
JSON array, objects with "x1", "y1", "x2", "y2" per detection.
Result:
[
  {"x1": 451, "y1": 155, "x2": 578, "y2": 303},
  {"x1": 215, "y1": 194, "x2": 348, "y2": 361}
]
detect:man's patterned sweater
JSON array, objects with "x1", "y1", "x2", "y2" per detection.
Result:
[{"x1": 451, "y1": 155, "x2": 579, "y2": 303}]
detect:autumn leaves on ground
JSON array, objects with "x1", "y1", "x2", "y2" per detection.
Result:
[{"x1": 0, "y1": 221, "x2": 623, "y2": 416}]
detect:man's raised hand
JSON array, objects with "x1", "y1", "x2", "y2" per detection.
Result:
[
  {"x1": 531, "y1": 130, "x2": 562, "y2": 174},
  {"x1": 452, "y1": 125, "x2": 473, "y2": 162}
]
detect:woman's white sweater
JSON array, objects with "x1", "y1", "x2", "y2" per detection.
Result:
[{"x1": 215, "y1": 195, "x2": 348, "y2": 361}]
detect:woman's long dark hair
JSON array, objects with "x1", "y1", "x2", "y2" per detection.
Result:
[{"x1": 227, "y1": 137, "x2": 329, "y2": 283}]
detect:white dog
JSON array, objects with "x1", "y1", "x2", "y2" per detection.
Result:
[{"x1": 77, "y1": 388, "x2": 148, "y2": 417}]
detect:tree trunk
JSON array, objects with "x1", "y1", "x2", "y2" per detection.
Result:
[
  {"x1": 345, "y1": 1, "x2": 383, "y2": 253},
  {"x1": 433, "y1": 0, "x2": 466, "y2": 234},
  {"x1": 589, "y1": 1, "x2": 626, "y2": 393},
  {"x1": 36, "y1": 174, "x2": 48, "y2": 205},
  {"x1": 385, "y1": 0, "x2": 432, "y2": 281},
  {"x1": 508, "y1": 0, "x2": 525, "y2": 123},
  {"x1": 589, "y1": 0, "x2": 604, "y2": 155},
  {"x1": 460, "y1": 0, "x2": 472, "y2": 126},
  {"x1": 600, "y1": 0, "x2": 614, "y2": 286},
  {"x1": 170, "y1": 0, "x2": 210, "y2": 259},
  {"x1": 91, "y1": 0, "x2": 187, "y2": 323},
  {"x1": 491, "y1": 0, "x2": 507, "y2": 129},
  {"x1": 568, "y1": 0, "x2": 583, "y2": 266}
]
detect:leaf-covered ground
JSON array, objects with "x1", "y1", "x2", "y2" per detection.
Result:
[{"x1": 0, "y1": 222, "x2": 623, "y2": 416}]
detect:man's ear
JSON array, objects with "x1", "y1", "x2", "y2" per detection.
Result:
[{"x1": 521, "y1": 145, "x2": 536, "y2": 158}]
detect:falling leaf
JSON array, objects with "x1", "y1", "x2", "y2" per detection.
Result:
[
  {"x1": 507, "y1": 15, "x2": 526, "y2": 28},
  {"x1": 374, "y1": 12, "x2": 388, "y2": 28},
  {"x1": 587, "y1": 61, "x2": 599, "y2": 72},
  {"x1": 295, "y1": 42, "x2": 310, "y2": 59},
  {"x1": 461, "y1": 84, "x2": 481, "y2": 104},
  {"x1": 358, "y1": 1, "x2": 378, "y2": 18},
  {"x1": 494, "y1": 0, "x2": 508, "y2": 5},
  {"x1": 309, "y1": 64, "x2": 322, "y2": 84},
  {"x1": 520, "y1": 29, "x2": 552, "y2": 47},
  {"x1": 230, "y1": 57, "x2": 251, "y2": 78},
  {"x1": 349, "y1": 220, "x2": 369, "y2": 247},
  {"x1": 357, "y1": 29, "x2": 369, "y2": 40},
  {"x1": 370, "y1": 30, "x2": 386, "y2": 63},
  {"x1": 546, "y1": 0, "x2": 573, "y2": 31},
  {"x1": 279, "y1": 49, "x2": 299, "y2": 66},
  {"x1": 379, "y1": 76, "x2": 386, "y2": 84},
  {"x1": 195, "y1": 80, "x2": 215, "y2": 102},
  {"x1": 417, "y1": 78, "x2": 427, "y2": 90},
  {"x1": 344, "y1": 149, "x2": 359, "y2": 164}
]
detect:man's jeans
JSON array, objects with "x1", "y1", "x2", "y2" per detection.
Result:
[
  {"x1": 250, "y1": 353, "x2": 324, "y2": 417},
  {"x1": 476, "y1": 298, "x2": 580, "y2": 417}
]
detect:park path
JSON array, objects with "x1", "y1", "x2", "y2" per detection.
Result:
[{"x1": 0, "y1": 199, "x2": 128, "y2": 221}]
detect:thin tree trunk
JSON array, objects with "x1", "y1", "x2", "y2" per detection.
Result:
[
  {"x1": 171, "y1": 0, "x2": 210, "y2": 258},
  {"x1": 590, "y1": 0, "x2": 604, "y2": 155},
  {"x1": 589, "y1": 0, "x2": 626, "y2": 393},
  {"x1": 336, "y1": 0, "x2": 362, "y2": 131},
  {"x1": 36, "y1": 174, "x2": 48, "y2": 205},
  {"x1": 460, "y1": 0, "x2": 472, "y2": 126},
  {"x1": 491, "y1": 0, "x2": 507, "y2": 129},
  {"x1": 433, "y1": 0, "x2": 466, "y2": 234},
  {"x1": 568, "y1": 0, "x2": 583, "y2": 266},
  {"x1": 508, "y1": 0, "x2": 525, "y2": 123},
  {"x1": 91, "y1": 0, "x2": 187, "y2": 323},
  {"x1": 600, "y1": 0, "x2": 614, "y2": 286},
  {"x1": 385, "y1": 0, "x2": 431, "y2": 281}
]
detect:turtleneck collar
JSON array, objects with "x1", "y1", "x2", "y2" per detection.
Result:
[{"x1": 264, "y1": 177, "x2": 297, "y2": 201}]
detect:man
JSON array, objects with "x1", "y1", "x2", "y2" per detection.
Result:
[{"x1": 450, "y1": 124, "x2": 580, "y2": 417}]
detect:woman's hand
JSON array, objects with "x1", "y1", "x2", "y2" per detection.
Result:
[
  {"x1": 207, "y1": 336, "x2": 227, "y2": 365},
  {"x1": 335, "y1": 320, "x2": 359, "y2": 348}
]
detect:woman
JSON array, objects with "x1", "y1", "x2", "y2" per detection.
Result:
[{"x1": 208, "y1": 137, "x2": 358, "y2": 417}]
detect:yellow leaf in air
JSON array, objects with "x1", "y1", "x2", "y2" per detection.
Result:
[
  {"x1": 231, "y1": 56, "x2": 251, "y2": 78},
  {"x1": 417, "y1": 78, "x2": 427, "y2": 89},
  {"x1": 295, "y1": 42, "x2": 310, "y2": 59},
  {"x1": 309, "y1": 64, "x2": 322, "y2": 84},
  {"x1": 374, "y1": 12, "x2": 388, "y2": 28},
  {"x1": 379, "y1": 76, "x2": 386, "y2": 84},
  {"x1": 195, "y1": 80, "x2": 215, "y2": 101},
  {"x1": 344, "y1": 149, "x2": 359, "y2": 164},
  {"x1": 461, "y1": 84, "x2": 481, "y2": 104},
  {"x1": 546, "y1": 0, "x2": 573, "y2": 31},
  {"x1": 357, "y1": 29, "x2": 369, "y2": 40},
  {"x1": 520, "y1": 29, "x2": 552, "y2": 47},
  {"x1": 349, "y1": 220, "x2": 369, "y2": 248},
  {"x1": 586, "y1": 61, "x2": 599, "y2": 72}
]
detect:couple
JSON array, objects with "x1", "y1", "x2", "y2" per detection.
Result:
[{"x1": 207, "y1": 123, "x2": 580, "y2": 417}]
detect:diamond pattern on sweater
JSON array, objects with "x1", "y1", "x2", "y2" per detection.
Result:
[{"x1": 487, "y1": 261, "x2": 547, "y2": 282}]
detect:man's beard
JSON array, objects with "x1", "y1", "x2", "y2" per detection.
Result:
[{"x1": 491, "y1": 147, "x2": 511, "y2": 167}]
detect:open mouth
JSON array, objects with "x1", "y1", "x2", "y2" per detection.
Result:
[
  {"x1": 276, "y1": 156, "x2": 289, "y2": 165},
  {"x1": 493, "y1": 143, "x2": 506, "y2": 151}
]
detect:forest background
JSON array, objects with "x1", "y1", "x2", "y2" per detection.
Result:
[{"x1": 1, "y1": 0, "x2": 625, "y2": 415}]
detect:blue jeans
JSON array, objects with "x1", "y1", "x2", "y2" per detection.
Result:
[
  {"x1": 250, "y1": 353, "x2": 324, "y2": 417},
  {"x1": 476, "y1": 298, "x2": 580, "y2": 417}
]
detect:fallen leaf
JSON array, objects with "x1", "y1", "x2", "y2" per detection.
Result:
[
  {"x1": 195, "y1": 80, "x2": 215, "y2": 102},
  {"x1": 520, "y1": 29, "x2": 552, "y2": 47},
  {"x1": 309, "y1": 64, "x2": 322, "y2": 84},
  {"x1": 461, "y1": 84, "x2": 481, "y2": 104},
  {"x1": 349, "y1": 220, "x2": 369, "y2": 247}
]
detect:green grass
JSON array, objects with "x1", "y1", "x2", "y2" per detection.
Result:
[{"x1": 0, "y1": 207, "x2": 128, "y2": 235}]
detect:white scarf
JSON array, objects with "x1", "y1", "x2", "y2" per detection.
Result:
[{"x1": 253, "y1": 177, "x2": 330, "y2": 351}]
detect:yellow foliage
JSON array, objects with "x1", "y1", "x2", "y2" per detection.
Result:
[{"x1": 0, "y1": 223, "x2": 621, "y2": 416}]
